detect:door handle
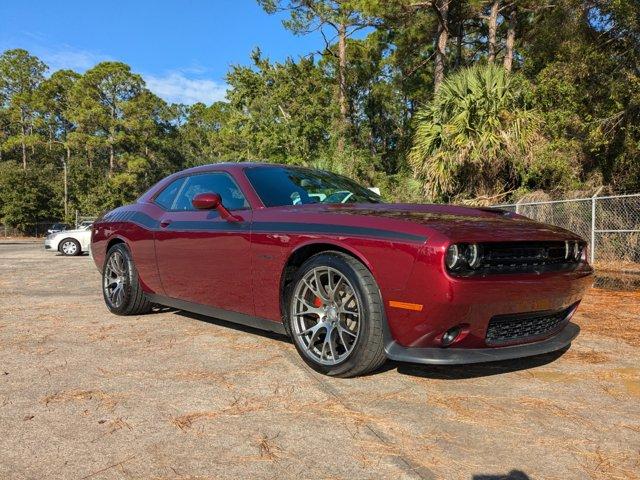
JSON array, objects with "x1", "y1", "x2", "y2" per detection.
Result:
[{"x1": 160, "y1": 220, "x2": 171, "y2": 228}]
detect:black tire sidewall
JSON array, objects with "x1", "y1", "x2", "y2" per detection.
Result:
[{"x1": 285, "y1": 253, "x2": 381, "y2": 377}]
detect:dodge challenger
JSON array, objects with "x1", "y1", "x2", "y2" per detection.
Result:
[{"x1": 91, "y1": 162, "x2": 593, "y2": 377}]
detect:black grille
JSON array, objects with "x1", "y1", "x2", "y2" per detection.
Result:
[
  {"x1": 485, "y1": 303, "x2": 576, "y2": 346},
  {"x1": 457, "y1": 241, "x2": 583, "y2": 276}
]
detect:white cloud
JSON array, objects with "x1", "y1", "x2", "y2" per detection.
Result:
[
  {"x1": 145, "y1": 72, "x2": 228, "y2": 105},
  {"x1": 42, "y1": 48, "x2": 110, "y2": 72}
]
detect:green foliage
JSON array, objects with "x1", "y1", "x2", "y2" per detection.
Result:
[
  {"x1": 0, "y1": 0, "x2": 639, "y2": 232},
  {"x1": 409, "y1": 64, "x2": 546, "y2": 200},
  {"x1": 0, "y1": 162, "x2": 59, "y2": 229}
]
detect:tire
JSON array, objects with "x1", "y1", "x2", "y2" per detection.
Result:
[
  {"x1": 102, "y1": 243, "x2": 152, "y2": 315},
  {"x1": 59, "y1": 238, "x2": 81, "y2": 256},
  {"x1": 285, "y1": 251, "x2": 386, "y2": 377}
]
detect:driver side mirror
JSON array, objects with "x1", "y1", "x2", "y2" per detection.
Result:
[
  {"x1": 192, "y1": 192, "x2": 221, "y2": 210},
  {"x1": 192, "y1": 192, "x2": 240, "y2": 222}
]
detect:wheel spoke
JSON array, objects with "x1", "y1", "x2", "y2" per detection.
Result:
[
  {"x1": 330, "y1": 276, "x2": 344, "y2": 302},
  {"x1": 313, "y1": 269, "x2": 330, "y2": 302},
  {"x1": 339, "y1": 306, "x2": 359, "y2": 317},
  {"x1": 339, "y1": 324, "x2": 357, "y2": 338},
  {"x1": 115, "y1": 286, "x2": 124, "y2": 305},
  {"x1": 307, "y1": 324, "x2": 325, "y2": 349},
  {"x1": 110, "y1": 283, "x2": 122, "y2": 303},
  {"x1": 327, "y1": 328, "x2": 337, "y2": 360},
  {"x1": 336, "y1": 326, "x2": 353, "y2": 351},
  {"x1": 326, "y1": 269, "x2": 335, "y2": 301},
  {"x1": 294, "y1": 296, "x2": 324, "y2": 317},
  {"x1": 340, "y1": 291, "x2": 354, "y2": 307}
]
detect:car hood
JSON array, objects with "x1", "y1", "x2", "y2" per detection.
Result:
[{"x1": 285, "y1": 203, "x2": 582, "y2": 243}]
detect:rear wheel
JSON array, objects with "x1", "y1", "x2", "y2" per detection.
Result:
[
  {"x1": 286, "y1": 252, "x2": 386, "y2": 377},
  {"x1": 102, "y1": 243, "x2": 152, "y2": 315},
  {"x1": 59, "y1": 238, "x2": 81, "y2": 256}
]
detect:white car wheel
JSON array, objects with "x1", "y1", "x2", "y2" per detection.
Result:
[{"x1": 60, "y1": 239, "x2": 81, "y2": 256}]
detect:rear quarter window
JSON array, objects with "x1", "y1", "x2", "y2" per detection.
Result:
[{"x1": 154, "y1": 178, "x2": 185, "y2": 210}]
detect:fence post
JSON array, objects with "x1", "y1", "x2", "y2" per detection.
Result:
[{"x1": 590, "y1": 187, "x2": 603, "y2": 264}]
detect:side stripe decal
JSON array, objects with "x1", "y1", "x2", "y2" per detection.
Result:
[{"x1": 105, "y1": 211, "x2": 427, "y2": 243}]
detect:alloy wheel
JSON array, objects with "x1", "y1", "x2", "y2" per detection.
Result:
[
  {"x1": 103, "y1": 251, "x2": 128, "y2": 308},
  {"x1": 291, "y1": 266, "x2": 361, "y2": 366}
]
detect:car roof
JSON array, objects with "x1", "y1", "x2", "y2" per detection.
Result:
[{"x1": 176, "y1": 161, "x2": 288, "y2": 175}]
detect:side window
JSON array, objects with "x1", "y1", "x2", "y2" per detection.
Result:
[
  {"x1": 172, "y1": 173, "x2": 249, "y2": 211},
  {"x1": 154, "y1": 178, "x2": 185, "y2": 210}
]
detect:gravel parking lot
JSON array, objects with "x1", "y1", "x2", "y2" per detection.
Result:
[{"x1": 1, "y1": 241, "x2": 638, "y2": 480}]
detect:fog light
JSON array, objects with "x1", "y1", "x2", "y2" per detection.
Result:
[{"x1": 441, "y1": 326, "x2": 461, "y2": 347}]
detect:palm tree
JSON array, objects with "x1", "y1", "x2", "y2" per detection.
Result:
[{"x1": 409, "y1": 64, "x2": 542, "y2": 201}]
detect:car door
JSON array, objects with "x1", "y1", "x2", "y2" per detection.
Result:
[{"x1": 153, "y1": 171, "x2": 254, "y2": 316}]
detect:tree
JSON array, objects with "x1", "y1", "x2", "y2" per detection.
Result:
[
  {"x1": 67, "y1": 62, "x2": 144, "y2": 173},
  {"x1": 0, "y1": 163, "x2": 59, "y2": 230},
  {"x1": 259, "y1": 0, "x2": 373, "y2": 152},
  {"x1": 409, "y1": 64, "x2": 549, "y2": 200},
  {"x1": 36, "y1": 69, "x2": 80, "y2": 162},
  {"x1": 223, "y1": 50, "x2": 335, "y2": 163},
  {"x1": 0, "y1": 49, "x2": 47, "y2": 169}
]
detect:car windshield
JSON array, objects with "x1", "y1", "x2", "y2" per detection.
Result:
[{"x1": 245, "y1": 166, "x2": 382, "y2": 207}]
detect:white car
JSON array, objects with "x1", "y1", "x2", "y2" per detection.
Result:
[{"x1": 44, "y1": 225, "x2": 92, "y2": 256}]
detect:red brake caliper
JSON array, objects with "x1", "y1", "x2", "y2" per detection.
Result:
[{"x1": 313, "y1": 296, "x2": 323, "y2": 308}]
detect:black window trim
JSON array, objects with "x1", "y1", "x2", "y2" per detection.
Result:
[{"x1": 152, "y1": 171, "x2": 251, "y2": 213}]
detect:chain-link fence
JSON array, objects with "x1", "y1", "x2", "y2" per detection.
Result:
[
  {"x1": 1, "y1": 211, "x2": 97, "y2": 238},
  {"x1": 494, "y1": 193, "x2": 640, "y2": 272},
  {"x1": 0, "y1": 221, "x2": 69, "y2": 238}
]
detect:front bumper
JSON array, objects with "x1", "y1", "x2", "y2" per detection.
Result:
[
  {"x1": 44, "y1": 239, "x2": 54, "y2": 250},
  {"x1": 385, "y1": 322, "x2": 579, "y2": 365}
]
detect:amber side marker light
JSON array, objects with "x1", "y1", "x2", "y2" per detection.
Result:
[{"x1": 389, "y1": 301, "x2": 423, "y2": 312}]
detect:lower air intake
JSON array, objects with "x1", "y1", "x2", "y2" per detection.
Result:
[{"x1": 485, "y1": 303, "x2": 577, "y2": 346}]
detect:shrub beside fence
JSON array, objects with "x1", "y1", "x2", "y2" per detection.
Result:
[{"x1": 494, "y1": 193, "x2": 640, "y2": 272}]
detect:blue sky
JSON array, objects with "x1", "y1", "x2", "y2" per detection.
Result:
[{"x1": 0, "y1": 0, "x2": 326, "y2": 104}]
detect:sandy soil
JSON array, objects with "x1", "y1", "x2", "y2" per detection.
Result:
[{"x1": 0, "y1": 242, "x2": 638, "y2": 480}]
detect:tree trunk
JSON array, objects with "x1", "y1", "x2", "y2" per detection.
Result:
[
  {"x1": 487, "y1": 0, "x2": 499, "y2": 63},
  {"x1": 433, "y1": 0, "x2": 450, "y2": 92},
  {"x1": 503, "y1": 5, "x2": 516, "y2": 72},
  {"x1": 20, "y1": 123, "x2": 27, "y2": 170},
  {"x1": 337, "y1": 22, "x2": 348, "y2": 152},
  {"x1": 455, "y1": 19, "x2": 464, "y2": 69},
  {"x1": 63, "y1": 157, "x2": 68, "y2": 219},
  {"x1": 109, "y1": 102, "x2": 116, "y2": 173},
  {"x1": 109, "y1": 142, "x2": 115, "y2": 173}
]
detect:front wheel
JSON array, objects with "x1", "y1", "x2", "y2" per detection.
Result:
[
  {"x1": 59, "y1": 238, "x2": 81, "y2": 256},
  {"x1": 286, "y1": 252, "x2": 386, "y2": 377},
  {"x1": 102, "y1": 243, "x2": 152, "y2": 315}
]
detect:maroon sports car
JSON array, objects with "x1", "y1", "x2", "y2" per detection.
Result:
[{"x1": 91, "y1": 163, "x2": 593, "y2": 377}]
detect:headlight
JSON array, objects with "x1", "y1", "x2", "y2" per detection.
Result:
[
  {"x1": 565, "y1": 241, "x2": 583, "y2": 261},
  {"x1": 446, "y1": 243, "x2": 482, "y2": 271},
  {"x1": 464, "y1": 243, "x2": 482, "y2": 268},
  {"x1": 573, "y1": 241, "x2": 582, "y2": 260}
]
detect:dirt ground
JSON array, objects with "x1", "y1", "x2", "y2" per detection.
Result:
[{"x1": 1, "y1": 241, "x2": 638, "y2": 480}]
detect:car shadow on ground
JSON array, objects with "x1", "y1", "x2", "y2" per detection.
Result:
[
  {"x1": 173, "y1": 309, "x2": 569, "y2": 380},
  {"x1": 473, "y1": 471, "x2": 530, "y2": 480},
  {"x1": 174, "y1": 310, "x2": 290, "y2": 342}
]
